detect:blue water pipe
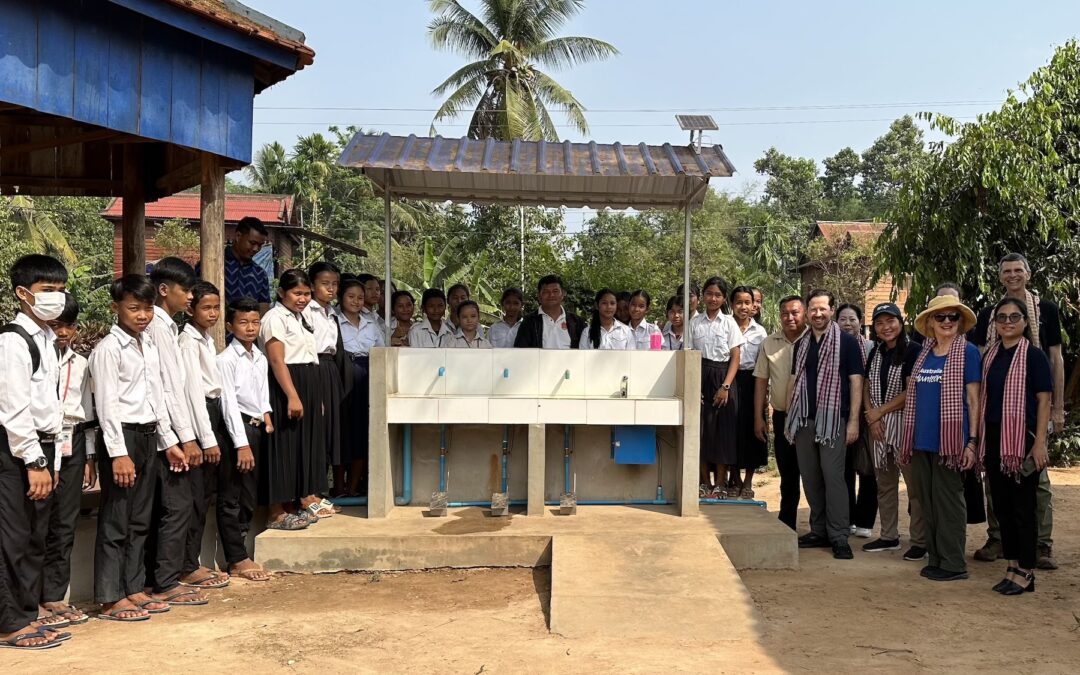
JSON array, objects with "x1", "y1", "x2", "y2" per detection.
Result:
[
  {"x1": 563, "y1": 425, "x2": 572, "y2": 494},
  {"x1": 500, "y1": 425, "x2": 509, "y2": 493},
  {"x1": 438, "y1": 424, "x2": 448, "y2": 492},
  {"x1": 395, "y1": 424, "x2": 413, "y2": 506},
  {"x1": 546, "y1": 499, "x2": 673, "y2": 506},
  {"x1": 699, "y1": 498, "x2": 767, "y2": 507},
  {"x1": 448, "y1": 500, "x2": 528, "y2": 507}
]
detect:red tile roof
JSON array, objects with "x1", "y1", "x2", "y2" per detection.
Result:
[
  {"x1": 164, "y1": 0, "x2": 315, "y2": 69},
  {"x1": 814, "y1": 221, "x2": 887, "y2": 244},
  {"x1": 101, "y1": 193, "x2": 294, "y2": 225}
]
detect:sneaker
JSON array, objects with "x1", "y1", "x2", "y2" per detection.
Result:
[
  {"x1": 1036, "y1": 545, "x2": 1058, "y2": 570},
  {"x1": 920, "y1": 565, "x2": 940, "y2": 578},
  {"x1": 862, "y1": 538, "x2": 901, "y2": 552},
  {"x1": 699, "y1": 484, "x2": 709, "y2": 498},
  {"x1": 832, "y1": 541, "x2": 854, "y2": 560},
  {"x1": 973, "y1": 539, "x2": 1002, "y2": 562},
  {"x1": 853, "y1": 527, "x2": 873, "y2": 539},
  {"x1": 798, "y1": 532, "x2": 831, "y2": 549},
  {"x1": 903, "y1": 546, "x2": 928, "y2": 561},
  {"x1": 925, "y1": 567, "x2": 969, "y2": 581}
]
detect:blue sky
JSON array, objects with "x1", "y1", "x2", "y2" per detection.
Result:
[{"x1": 248, "y1": 0, "x2": 1080, "y2": 225}]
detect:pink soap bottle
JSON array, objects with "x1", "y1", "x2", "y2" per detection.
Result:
[{"x1": 649, "y1": 332, "x2": 663, "y2": 350}]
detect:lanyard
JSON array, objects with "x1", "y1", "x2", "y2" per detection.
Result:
[{"x1": 59, "y1": 357, "x2": 73, "y2": 403}]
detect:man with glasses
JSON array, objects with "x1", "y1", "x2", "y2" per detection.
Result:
[
  {"x1": 971, "y1": 252, "x2": 1063, "y2": 570},
  {"x1": 199, "y1": 217, "x2": 272, "y2": 315}
]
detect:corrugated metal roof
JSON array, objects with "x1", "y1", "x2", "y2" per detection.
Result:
[{"x1": 337, "y1": 133, "x2": 735, "y2": 210}]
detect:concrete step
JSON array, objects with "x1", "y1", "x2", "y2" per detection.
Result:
[{"x1": 549, "y1": 533, "x2": 759, "y2": 641}]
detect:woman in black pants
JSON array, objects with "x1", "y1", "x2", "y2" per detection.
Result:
[{"x1": 978, "y1": 297, "x2": 1052, "y2": 595}]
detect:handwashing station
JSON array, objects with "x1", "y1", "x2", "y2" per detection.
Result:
[{"x1": 337, "y1": 132, "x2": 735, "y2": 519}]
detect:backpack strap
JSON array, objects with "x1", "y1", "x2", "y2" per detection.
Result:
[{"x1": 0, "y1": 323, "x2": 41, "y2": 374}]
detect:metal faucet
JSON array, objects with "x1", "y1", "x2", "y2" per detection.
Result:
[{"x1": 620, "y1": 375, "x2": 628, "y2": 398}]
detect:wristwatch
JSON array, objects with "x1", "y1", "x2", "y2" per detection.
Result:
[
  {"x1": 25, "y1": 456, "x2": 49, "y2": 470},
  {"x1": 721, "y1": 384, "x2": 731, "y2": 391}
]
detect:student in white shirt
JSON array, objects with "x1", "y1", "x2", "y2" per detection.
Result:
[
  {"x1": 580, "y1": 289, "x2": 635, "y2": 350},
  {"x1": 662, "y1": 296, "x2": 685, "y2": 351},
  {"x1": 147, "y1": 258, "x2": 215, "y2": 604},
  {"x1": 0, "y1": 254, "x2": 68, "y2": 648},
  {"x1": 335, "y1": 279, "x2": 385, "y2": 496},
  {"x1": 692, "y1": 276, "x2": 745, "y2": 498},
  {"x1": 39, "y1": 295, "x2": 97, "y2": 627},
  {"x1": 408, "y1": 288, "x2": 454, "y2": 348},
  {"x1": 389, "y1": 290, "x2": 415, "y2": 347},
  {"x1": 357, "y1": 273, "x2": 386, "y2": 335},
  {"x1": 305, "y1": 262, "x2": 345, "y2": 518},
  {"x1": 488, "y1": 287, "x2": 523, "y2": 349},
  {"x1": 448, "y1": 301, "x2": 493, "y2": 349},
  {"x1": 628, "y1": 290, "x2": 662, "y2": 350},
  {"x1": 446, "y1": 283, "x2": 469, "y2": 335},
  {"x1": 90, "y1": 275, "x2": 185, "y2": 623},
  {"x1": 260, "y1": 269, "x2": 324, "y2": 531},
  {"x1": 217, "y1": 298, "x2": 274, "y2": 582},
  {"x1": 731, "y1": 286, "x2": 769, "y2": 498}
]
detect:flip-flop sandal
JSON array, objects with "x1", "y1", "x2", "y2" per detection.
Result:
[
  {"x1": 39, "y1": 628, "x2": 72, "y2": 643},
  {"x1": 180, "y1": 571, "x2": 230, "y2": 589},
  {"x1": 267, "y1": 513, "x2": 308, "y2": 531},
  {"x1": 159, "y1": 590, "x2": 208, "y2": 607},
  {"x1": 305, "y1": 502, "x2": 333, "y2": 519},
  {"x1": 136, "y1": 599, "x2": 173, "y2": 614},
  {"x1": 320, "y1": 498, "x2": 342, "y2": 514},
  {"x1": 49, "y1": 605, "x2": 90, "y2": 625},
  {"x1": 97, "y1": 607, "x2": 150, "y2": 622},
  {"x1": 0, "y1": 630, "x2": 61, "y2": 650},
  {"x1": 232, "y1": 567, "x2": 273, "y2": 582},
  {"x1": 35, "y1": 613, "x2": 71, "y2": 630}
]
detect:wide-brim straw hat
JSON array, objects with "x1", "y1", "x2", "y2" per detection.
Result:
[{"x1": 914, "y1": 295, "x2": 977, "y2": 336}]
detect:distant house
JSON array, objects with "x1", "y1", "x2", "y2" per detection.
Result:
[{"x1": 799, "y1": 221, "x2": 909, "y2": 325}]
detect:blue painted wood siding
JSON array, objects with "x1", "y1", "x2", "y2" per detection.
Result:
[{"x1": 0, "y1": 0, "x2": 255, "y2": 163}]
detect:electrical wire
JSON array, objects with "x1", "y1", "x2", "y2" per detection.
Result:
[{"x1": 255, "y1": 99, "x2": 1001, "y2": 113}]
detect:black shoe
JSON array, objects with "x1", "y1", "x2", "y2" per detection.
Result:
[
  {"x1": 920, "y1": 565, "x2": 941, "y2": 578},
  {"x1": 992, "y1": 567, "x2": 1021, "y2": 592},
  {"x1": 999, "y1": 570, "x2": 1035, "y2": 595},
  {"x1": 798, "y1": 533, "x2": 831, "y2": 549},
  {"x1": 862, "y1": 538, "x2": 901, "y2": 553},
  {"x1": 832, "y1": 541, "x2": 854, "y2": 560},
  {"x1": 925, "y1": 567, "x2": 969, "y2": 581},
  {"x1": 903, "y1": 546, "x2": 928, "y2": 561}
]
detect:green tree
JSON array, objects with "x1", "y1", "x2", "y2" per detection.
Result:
[
  {"x1": 427, "y1": 0, "x2": 618, "y2": 140},
  {"x1": 821, "y1": 147, "x2": 863, "y2": 218},
  {"x1": 860, "y1": 115, "x2": 926, "y2": 216},
  {"x1": 154, "y1": 218, "x2": 199, "y2": 258}
]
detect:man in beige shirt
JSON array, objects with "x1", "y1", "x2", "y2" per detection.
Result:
[{"x1": 753, "y1": 295, "x2": 807, "y2": 530}]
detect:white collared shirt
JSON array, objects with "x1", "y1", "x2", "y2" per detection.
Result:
[
  {"x1": 690, "y1": 311, "x2": 746, "y2": 363},
  {"x1": 0, "y1": 313, "x2": 62, "y2": 464},
  {"x1": 337, "y1": 308, "x2": 385, "y2": 356},
  {"x1": 579, "y1": 320, "x2": 636, "y2": 350},
  {"x1": 217, "y1": 341, "x2": 272, "y2": 449},
  {"x1": 364, "y1": 306, "x2": 386, "y2": 334},
  {"x1": 661, "y1": 325, "x2": 684, "y2": 351},
  {"x1": 407, "y1": 316, "x2": 454, "y2": 348},
  {"x1": 178, "y1": 323, "x2": 222, "y2": 450},
  {"x1": 488, "y1": 318, "x2": 521, "y2": 349},
  {"x1": 89, "y1": 325, "x2": 172, "y2": 458},
  {"x1": 447, "y1": 330, "x2": 493, "y2": 349},
  {"x1": 738, "y1": 319, "x2": 769, "y2": 370},
  {"x1": 306, "y1": 299, "x2": 339, "y2": 355},
  {"x1": 541, "y1": 308, "x2": 571, "y2": 349},
  {"x1": 260, "y1": 303, "x2": 318, "y2": 365},
  {"x1": 629, "y1": 319, "x2": 661, "y2": 350},
  {"x1": 148, "y1": 305, "x2": 195, "y2": 447},
  {"x1": 58, "y1": 347, "x2": 97, "y2": 456}
]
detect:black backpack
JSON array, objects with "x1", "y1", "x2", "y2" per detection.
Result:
[{"x1": 0, "y1": 323, "x2": 41, "y2": 373}]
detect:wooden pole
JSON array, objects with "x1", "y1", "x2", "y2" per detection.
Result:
[
  {"x1": 200, "y1": 153, "x2": 226, "y2": 349},
  {"x1": 121, "y1": 145, "x2": 145, "y2": 275}
]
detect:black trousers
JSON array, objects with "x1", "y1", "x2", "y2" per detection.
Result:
[
  {"x1": 772, "y1": 411, "x2": 801, "y2": 531},
  {"x1": 183, "y1": 398, "x2": 225, "y2": 575},
  {"x1": 144, "y1": 447, "x2": 192, "y2": 593},
  {"x1": 94, "y1": 426, "x2": 158, "y2": 605},
  {"x1": 0, "y1": 435, "x2": 54, "y2": 632},
  {"x1": 845, "y1": 447, "x2": 878, "y2": 530},
  {"x1": 41, "y1": 428, "x2": 87, "y2": 603},
  {"x1": 216, "y1": 418, "x2": 263, "y2": 566},
  {"x1": 985, "y1": 423, "x2": 1039, "y2": 570}
]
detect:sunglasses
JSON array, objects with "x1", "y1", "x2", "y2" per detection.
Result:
[
  {"x1": 932, "y1": 313, "x2": 962, "y2": 323},
  {"x1": 994, "y1": 312, "x2": 1024, "y2": 324}
]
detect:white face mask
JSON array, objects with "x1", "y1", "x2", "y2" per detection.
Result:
[{"x1": 19, "y1": 288, "x2": 67, "y2": 321}]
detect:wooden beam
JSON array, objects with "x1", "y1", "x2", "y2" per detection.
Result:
[
  {"x1": 121, "y1": 145, "x2": 146, "y2": 275},
  {"x1": 154, "y1": 160, "x2": 202, "y2": 193},
  {"x1": 0, "y1": 175, "x2": 120, "y2": 191},
  {"x1": 201, "y1": 152, "x2": 226, "y2": 349},
  {"x1": 0, "y1": 129, "x2": 119, "y2": 159}
]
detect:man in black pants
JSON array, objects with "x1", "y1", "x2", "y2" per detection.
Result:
[{"x1": 753, "y1": 295, "x2": 807, "y2": 530}]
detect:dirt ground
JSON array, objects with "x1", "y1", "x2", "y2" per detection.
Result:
[{"x1": 4, "y1": 470, "x2": 1080, "y2": 674}]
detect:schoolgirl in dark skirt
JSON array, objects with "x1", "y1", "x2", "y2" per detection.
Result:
[
  {"x1": 690, "y1": 277, "x2": 746, "y2": 498},
  {"x1": 259, "y1": 269, "x2": 326, "y2": 530},
  {"x1": 731, "y1": 286, "x2": 769, "y2": 498},
  {"x1": 306, "y1": 262, "x2": 347, "y2": 516}
]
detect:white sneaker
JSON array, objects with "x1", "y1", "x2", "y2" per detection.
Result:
[
  {"x1": 853, "y1": 527, "x2": 873, "y2": 538},
  {"x1": 850, "y1": 525, "x2": 857, "y2": 534}
]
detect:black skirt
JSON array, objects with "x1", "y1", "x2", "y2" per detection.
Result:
[
  {"x1": 263, "y1": 362, "x2": 326, "y2": 504},
  {"x1": 339, "y1": 354, "x2": 370, "y2": 465},
  {"x1": 701, "y1": 358, "x2": 738, "y2": 465},
  {"x1": 317, "y1": 353, "x2": 345, "y2": 466},
  {"x1": 734, "y1": 368, "x2": 767, "y2": 469}
]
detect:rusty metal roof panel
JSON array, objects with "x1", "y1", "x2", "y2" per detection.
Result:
[{"x1": 338, "y1": 133, "x2": 735, "y2": 210}]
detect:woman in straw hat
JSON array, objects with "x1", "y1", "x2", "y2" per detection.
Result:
[{"x1": 899, "y1": 295, "x2": 982, "y2": 581}]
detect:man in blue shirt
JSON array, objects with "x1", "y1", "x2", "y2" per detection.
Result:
[{"x1": 198, "y1": 217, "x2": 271, "y2": 314}]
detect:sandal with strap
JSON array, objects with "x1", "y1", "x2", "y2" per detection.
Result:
[
  {"x1": 38, "y1": 627, "x2": 72, "y2": 643},
  {"x1": 35, "y1": 612, "x2": 71, "y2": 630},
  {"x1": 180, "y1": 570, "x2": 230, "y2": 589},
  {"x1": 320, "y1": 497, "x2": 343, "y2": 514},
  {"x1": 159, "y1": 589, "x2": 207, "y2": 606},
  {"x1": 232, "y1": 566, "x2": 273, "y2": 582},
  {"x1": 46, "y1": 604, "x2": 90, "y2": 625},
  {"x1": 306, "y1": 501, "x2": 333, "y2": 519},
  {"x1": 267, "y1": 513, "x2": 309, "y2": 531},
  {"x1": 0, "y1": 629, "x2": 61, "y2": 650},
  {"x1": 97, "y1": 606, "x2": 150, "y2": 622},
  {"x1": 740, "y1": 487, "x2": 756, "y2": 500}
]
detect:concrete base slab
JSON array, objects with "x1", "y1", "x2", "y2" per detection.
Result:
[{"x1": 700, "y1": 504, "x2": 800, "y2": 570}]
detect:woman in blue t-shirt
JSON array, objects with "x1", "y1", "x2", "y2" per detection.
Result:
[
  {"x1": 900, "y1": 295, "x2": 982, "y2": 581},
  {"x1": 977, "y1": 298, "x2": 1052, "y2": 595}
]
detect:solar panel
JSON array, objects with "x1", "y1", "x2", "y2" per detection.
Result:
[{"x1": 675, "y1": 114, "x2": 718, "y2": 131}]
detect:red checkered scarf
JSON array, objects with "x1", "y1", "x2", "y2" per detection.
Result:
[
  {"x1": 868, "y1": 344, "x2": 904, "y2": 469},
  {"x1": 900, "y1": 336, "x2": 969, "y2": 468},
  {"x1": 785, "y1": 321, "x2": 843, "y2": 443},
  {"x1": 986, "y1": 291, "x2": 1040, "y2": 349},
  {"x1": 978, "y1": 338, "x2": 1030, "y2": 477}
]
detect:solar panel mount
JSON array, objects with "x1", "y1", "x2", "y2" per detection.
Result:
[{"x1": 675, "y1": 114, "x2": 719, "y2": 131}]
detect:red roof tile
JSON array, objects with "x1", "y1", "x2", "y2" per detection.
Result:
[
  {"x1": 101, "y1": 193, "x2": 294, "y2": 225},
  {"x1": 814, "y1": 221, "x2": 887, "y2": 244}
]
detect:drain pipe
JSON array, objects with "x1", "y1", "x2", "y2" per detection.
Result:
[
  {"x1": 332, "y1": 423, "x2": 414, "y2": 508},
  {"x1": 438, "y1": 424, "x2": 448, "y2": 492},
  {"x1": 501, "y1": 425, "x2": 510, "y2": 493},
  {"x1": 563, "y1": 425, "x2": 572, "y2": 495}
]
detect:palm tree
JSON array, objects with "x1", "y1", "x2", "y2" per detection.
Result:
[
  {"x1": 246, "y1": 141, "x2": 293, "y2": 193},
  {"x1": 428, "y1": 0, "x2": 617, "y2": 141},
  {"x1": 4, "y1": 196, "x2": 79, "y2": 267}
]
